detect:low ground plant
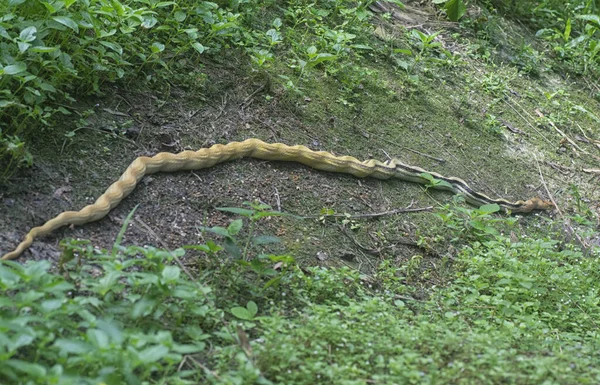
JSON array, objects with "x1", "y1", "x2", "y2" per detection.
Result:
[{"x1": 2, "y1": 203, "x2": 600, "y2": 384}]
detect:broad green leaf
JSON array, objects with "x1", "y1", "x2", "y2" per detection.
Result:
[
  {"x1": 141, "y1": 16, "x2": 158, "y2": 28},
  {"x1": 131, "y1": 297, "x2": 157, "y2": 318},
  {"x1": 138, "y1": 345, "x2": 169, "y2": 363},
  {"x1": 99, "y1": 41, "x2": 123, "y2": 55},
  {"x1": 17, "y1": 42, "x2": 31, "y2": 53},
  {"x1": 0, "y1": 263, "x2": 22, "y2": 285},
  {"x1": 230, "y1": 306, "x2": 252, "y2": 320},
  {"x1": 52, "y1": 16, "x2": 79, "y2": 32},
  {"x1": 478, "y1": 203, "x2": 500, "y2": 214},
  {"x1": 307, "y1": 53, "x2": 338, "y2": 67},
  {"x1": 3, "y1": 63, "x2": 26, "y2": 75},
  {"x1": 444, "y1": 0, "x2": 466, "y2": 22},
  {"x1": 151, "y1": 42, "x2": 165, "y2": 53},
  {"x1": 0, "y1": 26, "x2": 10, "y2": 39},
  {"x1": 199, "y1": 225, "x2": 230, "y2": 237},
  {"x1": 38, "y1": 82, "x2": 56, "y2": 92},
  {"x1": 223, "y1": 238, "x2": 242, "y2": 259},
  {"x1": 54, "y1": 339, "x2": 92, "y2": 354},
  {"x1": 576, "y1": 14, "x2": 600, "y2": 27},
  {"x1": 111, "y1": 0, "x2": 125, "y2": 16},
  {"x1": 227, "y1": 219, "x2": 243, "y2": 236},
  {"x1": 19, "y1": 26, "x2": 36, "y2": 42},
  {"x1": 247, "y1": 301, "x2": 258, "y2": 317},
  {"x1": 87, "y1": 329, "x2": 109, "y2": 349},
  {"x1": 4, "y1": 360, "x2": 46, "y2": 378},
  {"x1": 96, "y1": 319, "x2": 123, "y2": 345},
  {"x1": 41, "y1": 299, "x2": 63, "y2": 311},
  {"x1": 161, "y1": 266, "x2": 181, "y2": 283},
  {"x1": 192, "y1": 42, "x2": 205, "y2": 54},
  {"x1": 174, "y1": 10, "x2": 186, "y2": 22}
]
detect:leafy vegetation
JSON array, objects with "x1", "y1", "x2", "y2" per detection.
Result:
[
  {"x1": 3, "y1": 0, "x2": 598, "y2": 177},
  {"x1": 480, "y1": 0, "x2": 600, "y2": 75},
  {"x1": 2, "y1": 202, "x2": 599, "y2": 384},
  {"x1": 0, "y1": 0, "x2": 378, "y2": 178}
]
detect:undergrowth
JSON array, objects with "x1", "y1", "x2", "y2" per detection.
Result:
[
  {"x1": 0, "y1": 0, "x2": 379, "y2": 178},
  {"x1": 2, "y1": 203, "x2": 600, "y2": 384}
]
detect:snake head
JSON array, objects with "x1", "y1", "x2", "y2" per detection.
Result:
[{"x1": 515, "y1": 197, "x2": 555, "y2": 213}]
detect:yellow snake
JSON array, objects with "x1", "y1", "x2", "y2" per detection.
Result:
[{"x1": 1, "y1": 139, "x2": 553, "y2": 260}]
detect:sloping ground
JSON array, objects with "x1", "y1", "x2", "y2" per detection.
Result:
[{"x1": 1, "y1": 1, "x2": 599, "y2": 268}]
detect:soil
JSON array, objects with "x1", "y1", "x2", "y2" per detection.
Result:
[{"x1": 2, "y1": 3, "x2": 599, "y2": 278}]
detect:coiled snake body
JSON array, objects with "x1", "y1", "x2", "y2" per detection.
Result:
[{"x1": 1, "y1": 139, "x2": 553, "y2": 260}]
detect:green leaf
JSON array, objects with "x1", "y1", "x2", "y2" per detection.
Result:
[
  {"x1": 563, "y1": 17, "x2": 571, "y2": 42},
  {"x1": 3, "y1": 63, "x2": 26, "y2": 75},
  {"x1": 227, "y1": 219, "x2": 243, "y2": 236},
  {"x1": 142, "y1": 16, "x2": 158, "y2": 28},
  {"x1": 52, "y1": 16, "x2": 79, "y2": 32},
  {"x1": 29, "y1": 46, "x2": 59, "y2": 53},
  {"x1": 230, "y1": 306, "x2": 252, "y2": 320},
  {"x1": 38, "y1": 82, "x2": 56, "y2": 92},
  {"x1": 19, "y1": 26, "x2": 37, "y2": 42},
  {"x1": 576, "y1": 14, "x2": 600, "y2": 28},
  {"x1": 87, "y1": 329, "x2": 109, "y2": 349},
  {"x1": 17, "y1": 42, "x2": 31, "y2": 53},
  {"x1": 41, "y1": 299, "x2": 63, "y2": 311},
  {"x1": 444, "y1": 0, "x2": 466, "y2": 22},
  {"x1": 112, "y1": 204, "x2": 138, "y2": 255},
  {"x1": 224, "y1": 238, "x2": 241, "y2": 259},
  {"x1": 308, "y1": 53, "x2": 338, "y2": 67},
  {"x1": 247, "y1": 301, "x2": 258, "y2": 317},
  {"x1": 131, "y1": 297, "x2": 157, "y2": 318},
  {"x1": 151, "y1": 42, "x2": 165, "y2": 53},
  {"x1": 172, "y1": 343, "x2": 205, "y2": 354},
  {"x1": 100, "y1": 41, "x2": 123, "y2": 55},
  {"x1": 217, "y1": 207, "x2": 255, "y2": 216},
  {"x1": 138, "y1": 345, "x2": 169, "y2": 363},
  {"x1": 155, "y1": 1, "x2": 176, "y2": 7},
  {"x1": 54, "y1": 339, "x2": 92, "y2": 354},
  {"x1": 191, "y1": 42, "x2": 205, "y2": 54},
  {"x1": 4, "y1": 360, "x2": 47, "y2": 378},
  {"x1": 478, "y1": 204, "x2": 500, "y2": 214},
  {"x1": 161, "y1": 266, "x2": 181, "y2": 283},
  {"x1": 174, "y1": 10, "x2": 186, "y2": 22},
  {"x1": 199, "y1": 225, "x2": 230, "y2": 238}
]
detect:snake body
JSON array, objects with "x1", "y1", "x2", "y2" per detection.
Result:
[{"x1": 1, "y1": 139, "x2": 553, "y2": 260}]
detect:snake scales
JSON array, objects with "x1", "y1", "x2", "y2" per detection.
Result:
[{"x1": 1, "y1": 138, "x2": 553, "y2": 260}]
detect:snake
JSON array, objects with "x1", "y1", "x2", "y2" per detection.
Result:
[{"x1": 1, "y1": 138, "x2": 554, "y2": 260}]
